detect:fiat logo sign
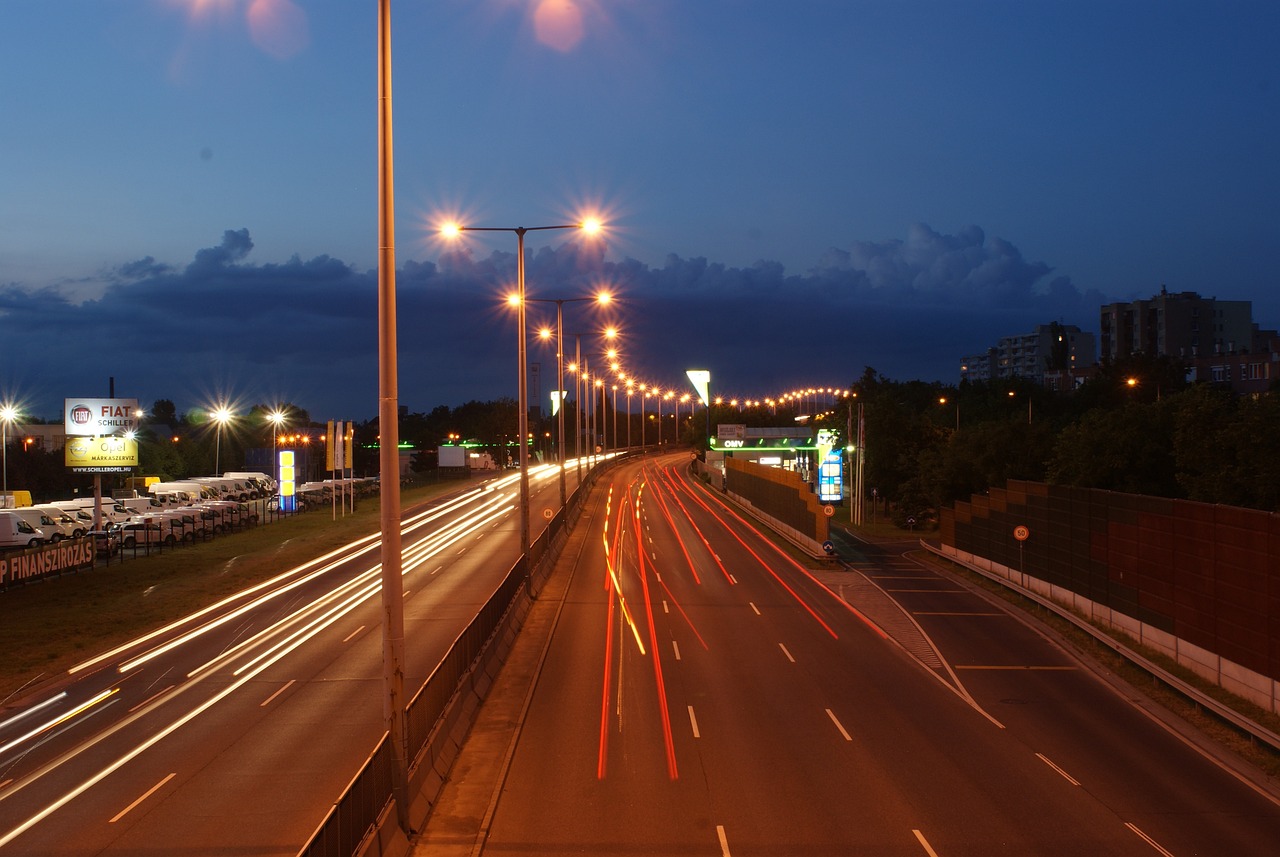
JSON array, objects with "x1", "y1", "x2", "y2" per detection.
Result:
[{"x1": 70, "y1": 405, "x2": 93, "y2": 425}]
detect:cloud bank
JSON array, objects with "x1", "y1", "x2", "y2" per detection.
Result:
[{"x1": 0, "y1": 224, "x2": 1110, "y2": 421}]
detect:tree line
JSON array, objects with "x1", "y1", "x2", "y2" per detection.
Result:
[{"x1": 839, "y1": 356, "x2": 1280, "y2": 527}]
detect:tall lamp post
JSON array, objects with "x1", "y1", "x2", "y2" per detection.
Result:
[
  {"x1": 0, "y1": 404, "x2": 18, "y2": 504},
  {"x1": 375, "y1": 1, "x2": 407, "y2": 830},
  {"x1": 626, "y1": 383, "x2": 634, "y2": 448},
  {"x1": 267, "y1": 409, "x2": 286, "y2": 488},
  {"x1": 442, "y1": 219, "x2": 601, "y2": 568},
  {"x1": 212, "y1": 406, "x2": 233, "y2": 475}
]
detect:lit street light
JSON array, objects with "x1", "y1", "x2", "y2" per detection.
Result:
[
  {"x1": 441, "y1": 219, "x2": 602, "y2": 566},
  {"x1": 212, "y1": 406, "x2": 233, "y2": 475},
  {"x1": 0, "y1": 403, "x2": 18, "y2": 505}
]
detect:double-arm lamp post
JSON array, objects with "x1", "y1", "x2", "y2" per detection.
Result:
[{"x1": 441, "y1": 220, "x2": 600, "y2": 567}]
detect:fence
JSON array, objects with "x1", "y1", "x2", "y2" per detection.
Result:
[
  {"x1": 940, "y1": 479, "x2": 1280, "y2": 713},
  {"x1": 0, "y1": 497, "x2": 309, "y2": 590}
]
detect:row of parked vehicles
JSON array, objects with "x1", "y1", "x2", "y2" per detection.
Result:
[{"x1": 0, "y1": 472, "x2": 277, "y2": 553}]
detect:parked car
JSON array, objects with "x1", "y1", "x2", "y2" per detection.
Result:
[
  {"x1": 89, "y1": 525, "x2": 122, "y2": 556},
  {"x1": 119, "y1": 520, "x2": 175, "y2": 549}
]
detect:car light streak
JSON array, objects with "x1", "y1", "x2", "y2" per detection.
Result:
[
  {"x1": 648, "y1": 566, "x2": 709, "y2": 651},
  {"x1": 0, "y1": 485, "x2": 523, "y2": 843},
  {"x1": 634, "y1": 515, "x2": 678, "y2": 779},
  {"x1": 642, "y1": 470, "x2": 702, "y2": 584},
  {"x1": 601, "y1": 495, "x2": 645, "y2": 655},
  {"x1": 0, "y1": 694, "x2": 67, "y2": 734},
  {"x1": 664, "y1": 466, "x2": 861, "y2": 640},
  {"x1": 118, "y1": 490, "x2": 511, "y2": 676},
  {"x1": 0, "y1": 622, "x2": 322, "y2": 849},
  {"x1": 652, "y1": 469, "x2": 733, "y2": 583},
  {"x1": 191, "y1": 499, "x2": 511, "y2": 680},
  {"x1": 0, "y1": 690, "x2": 115, "y2": 761},
  {"x1": 72, "y1": 487, "x2": 496, "y2": 678},
  {"x1": 598, "y1": 565, "x2": 617, "y2": 779}
]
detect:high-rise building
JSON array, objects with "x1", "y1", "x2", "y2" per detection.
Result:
[
  {"x1": 1099, "y1": 287, "x2": 1254, "y2": 362},
  {"x1": 960, "y1": 323, "x2": 1095, "y2": 384}
]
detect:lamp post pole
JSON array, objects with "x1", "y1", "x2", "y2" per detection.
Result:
[
  {"x1": 612, "y1": 384, "x2": 618, "y2": 452},
  {"x1": 574, "y1": 336, "x2": 583, "y2": 485},
  {"x1": 598, "y1": 380, "x2": 606, "y2": 457},
  {"x1": 641, "y1": 390, "x2": 648, "y2": 449},
  {"x1": 375, "y1": 0, "x2": 407, "y2": 833},
  {"x1": 0, "y1": 406, "x2": 14, "y2": 503},
  {"x1": 443, "y1": 224, "x2": 592, "y2": 573},
  {"x1": 656, "y1": 390, "x2": 663, "y2": 447},
  {"x1": 554, "y1": 300, "x2": 565, "y2": 508},
  {"x1": 626, "y1": 387, "x2": 633, "y2": 448}
]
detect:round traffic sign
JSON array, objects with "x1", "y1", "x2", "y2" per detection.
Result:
[
  {"x1": 823, "y1": 504, "x2": 835, "y2": 517},
  {"x1": 822, "y1": 540, "x2": 835, "y2": 555},
  {"x1": 1013, "y1": 525, "x2": 1030, "y2": 541}
]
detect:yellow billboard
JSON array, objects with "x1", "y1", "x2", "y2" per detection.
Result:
[{"x1": 65, "y1": 435, "x2": 139, "y2": 472}]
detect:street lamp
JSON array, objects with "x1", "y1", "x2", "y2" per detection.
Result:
[
  {"x1": 0, "y1": 403, "x2": 18, "y2": 505},
  {"x1": 267, "y1": 409, "x2": 287, "y2": 487},
  {"x1": 939, "y1": 396, "x2": 958, "y2": 430},
  {"x1": 375, "y1": 1, "x2": 408, "y2": 829},
  {"x1": 531, "y1": 291, "x2": 611, "y2": 510},
  {"x1": 626, "y1": 383, "x2": 634, "y2": 448},
  {"x1": 211, "y1": 406, "x2": 233, "y2": 475},
  {"x1": 441, "y1": 219, "x2": 602, "y2": 566}
]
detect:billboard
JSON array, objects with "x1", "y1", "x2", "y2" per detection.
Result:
[
  {"x1": 65, "y1": 435, "x2": 139, "y2": 472},
  {"x1": 64, "y1": 398, "x2": 139, "y2": 436}
]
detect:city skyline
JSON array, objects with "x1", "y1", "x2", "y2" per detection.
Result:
[{"x1": 2, "y1": 2, "x2": 1276, "y2": 420}]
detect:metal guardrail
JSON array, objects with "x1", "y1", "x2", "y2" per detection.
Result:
[{"x1": 919, "y1": 540, "x2": 1280, "y2": 754}]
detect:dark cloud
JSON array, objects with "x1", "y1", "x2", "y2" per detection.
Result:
[{"x1": 0, "y1": 224, "x2": 1114, "y2": 420}]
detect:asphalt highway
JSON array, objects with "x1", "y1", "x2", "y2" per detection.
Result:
[
  {"x1": 0, "y1": 461, "x2": 588, "y2": 856},
  {"x1": 460, "y1": 453, "x2": 1280, "y2": 856}
]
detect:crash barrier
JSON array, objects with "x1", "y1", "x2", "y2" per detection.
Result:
[
  {"x1": 296, "y1": 453, "x2": 629, "y2": 857},
  {"x1": 0, "y1": 498, "x2": 306, "y2": 590},
  {"x1": 940, "y1": 479, "x2": 1280, "y2": 716}
]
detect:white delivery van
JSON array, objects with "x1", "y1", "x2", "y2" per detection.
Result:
[
  {"x1": 120, "y1": 496, "x2": 166, "y2": 517},
  {"x1": 9, "y1": 508, "x2": 72, "y2": 542},
  {"x1": 63, "y1": 497, "x2": 132, "y2": 525},
  {"x1": 0, "y1": 511, "x2": 46, "y2": 549},
  {"x1": 30, "y1": 505, "x2": 88, "y2": 538}
]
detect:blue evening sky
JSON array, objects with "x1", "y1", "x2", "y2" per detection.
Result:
[{"x1": 1, "y1": 1, "x2": 1276, "y2": 421}]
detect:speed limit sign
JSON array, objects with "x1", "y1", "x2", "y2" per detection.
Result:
[{"x1": 1013, "y1": 525, "x2": 1030, "y2": 541}]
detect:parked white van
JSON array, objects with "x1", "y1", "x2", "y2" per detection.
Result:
[
  {"x1": 0, "y1": 511, "x2": 46, "y2": 549},
  {"x1": 9, "y1": 508, "x2": 73, "y2": 542},
  {"x1": 119, "y1": 496, "x2": 166, "y2": 517},
  {"x1": 62, "y1": 497, "x2": 132, "y2": 525},
  {"x1": 49, "y1": 502, "x2": 96, "y2": 531},
  {"x1": 30, "y1": 505, "x2": 88, "y2": 538}
]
